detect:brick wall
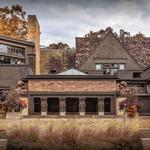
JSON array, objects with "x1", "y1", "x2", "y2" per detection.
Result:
[
  {"x1": 28, "y1": 79, "x2": 116, "y2": 92},
  {"x1": 28, "y1": 15, "x2": 40, "y2": 75}
]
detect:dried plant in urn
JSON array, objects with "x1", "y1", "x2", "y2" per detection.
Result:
[
  {"x1": 119, "y1": 81, "x2": 142, "y2": 118},
  {"x1": 1, "y1": 81, "x2": 27, "y2": 113}
]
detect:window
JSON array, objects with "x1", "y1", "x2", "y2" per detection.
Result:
[
  {"x1": 133, "y1": 72, "x2": 141, "y2": 78},
  {"x1": 104, "y1": 98, "x2": 111, "y2": 112},
  {"x1": 47, "y1": 97, "x2": 59, "y2": 114},
  {"x1": 0, "y1": 93, "x2": 3, "y2": 102},
  {"x1": 119, "y1": 64, "x2": 125, "y2": 70},
  {"x1": 0, "y1": 44, "x2": 25, "y2": 58},
  {"x1": 34, "y1": 98, "x2": 41, "y2": 113},
  {"x1": 95, "y1": 63, "x2": 125, "y2": 75},
  {"x1": 96, "y1": 64, "x2": 102, "y2": 70},
  {"x1": 85, "y1": 98, "x2": 98, "y2": 114},
  {"x1": 66, "y1": 97, "x2": 79, "y2": 114}
]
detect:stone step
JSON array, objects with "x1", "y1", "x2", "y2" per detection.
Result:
[
  {"x1": 0, "y1": 130, "x2": 7, "y2": 139},
  {"x1": 0, "y1": 111, "x2": 6, "y2": 118},
  {"x1": 0, "y1": 130, "x2": 7, "y2": 150},
  {"x1": 141, "y1": 138, "x2": 150, "y2": 150},
  {"x1": 139, "y1": 128, "x2": 150, "y2": 138}
]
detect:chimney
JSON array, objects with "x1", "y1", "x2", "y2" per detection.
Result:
[{"x1": 27, "y1": 15, "x2": 40, "y2": 75}]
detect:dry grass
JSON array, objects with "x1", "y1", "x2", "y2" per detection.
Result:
[{"x1": 7, "y1": 124, "x2": 142, "y2": 150}]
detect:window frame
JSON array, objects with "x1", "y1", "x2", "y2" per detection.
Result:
[{"x1": 33, "y1": 97, "x2": 41, "y2": 115}]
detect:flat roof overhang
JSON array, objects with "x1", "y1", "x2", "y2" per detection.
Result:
[
  {"x1": 28, "y1": 91, "x2": 117, "y2": 97},
  {"x1": 26, "y1": 75, "x2": 118, "y2": 80},
  {"x1": 0, "y1": 35, "x2": 34, "y2": 46},
  {"x1": 117, "y1": 78, "x2": 148, "y2": 84}
]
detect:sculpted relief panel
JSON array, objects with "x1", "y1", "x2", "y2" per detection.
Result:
[{"x1": 28, "y1": 80, "x2": 116, "y2": 92}]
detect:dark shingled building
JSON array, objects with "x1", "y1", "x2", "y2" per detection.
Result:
[{"x1": 25, "y1": 28, "x2": 150, "y2": 117}]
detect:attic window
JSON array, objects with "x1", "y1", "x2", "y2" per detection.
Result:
[
  {"x1": 96, "y1": 63, "x2": 125, "y2": 75},
  {"x1": 133, "y1": 72, "x2": 141, "y2": 78},
  {"x1": 50, "y1": 69, "x2": 57, "y2": 74},
  {"x1": 96, "y1": 64, "x2": 102, "y2": 70},
  {"x1": 119, "y1": 64, "x2": 125, "y2": 70}
]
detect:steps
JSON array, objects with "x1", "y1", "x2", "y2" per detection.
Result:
[
  {"x1": 0, "y1": 130, "x2": 7, "y2": 150},
  {"x1": 140, "y1": 128, "x2": 150, "y2": 150},
  {"x1": 0, "y1": 111, "x2": 6, "y2": 118}
]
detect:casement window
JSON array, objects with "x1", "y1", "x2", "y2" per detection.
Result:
[
  {"x1": 47, "y1": 97, "x2": 59, "y2": 114},
  {"x1": 66, "y1": 97, "x2": 79, "y2": 114},
  {"x1": 104, "y1": 98, "x2": 111, "y2": 112},
  {"x1": 0, "y1": 44, "x2": 25, "y2": 64},
  {"x1": 133, "y1": 72, "x2": 141, "y2": 78},
  {"x1": 118, "y1": 64, "x2": 125, "y2": 70},
  {"x1": 85, "y1": 98, "x2": 98, "y2": 114},
  {"x1": 34, "y1": 97, "x2": 41, "y2": 113},
  {"x1": 96, "y1": 64, "x2": 102, "y2": 70},
  {"x1": 0, "y1": 44, "x2": 25, "y2": 58}
]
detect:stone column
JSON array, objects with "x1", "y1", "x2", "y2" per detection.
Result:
[
  {"x1": 59, "y1": 97, "x2": 66, "y2": 116},
  {"x1": 41, "y1": 97, "x2": 47, "y2": 116},
  {"x1": 79, "y1": 97, "x2": 85, "y2": 115},
  {"x1": 98, "y1": 98, "x2": 104, "y2": 115}
]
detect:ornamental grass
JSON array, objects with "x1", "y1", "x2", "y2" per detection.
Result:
[{"x1": 7, "y1": 124, "x2": 142, "y2": 150}]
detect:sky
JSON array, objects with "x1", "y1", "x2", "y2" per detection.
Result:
[{"x1": 0, "y1": 0, "x2": 150, "y2": 47}]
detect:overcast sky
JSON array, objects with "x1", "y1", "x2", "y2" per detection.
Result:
[{"x1": 0, "y1": 0, "x2": 150, "y2": 47}]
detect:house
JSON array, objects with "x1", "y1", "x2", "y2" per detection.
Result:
[
  {"x1": 0, "y1": 15, "x2": 40, "y2": 91},
  {"x1": 23, "y1": 28, "x2": 150, "y2": 116}
]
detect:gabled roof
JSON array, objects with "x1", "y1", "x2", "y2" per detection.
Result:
[
  {"x1": 76, "y1": 27, "x2": 150, "y2": 69},
  {"x1": 58, "y1": 68, "x2": 87, "y2": 75}
]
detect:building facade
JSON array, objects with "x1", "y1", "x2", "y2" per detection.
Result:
[
  {"x1": 26, "y1": 71, "x2": 117, "y2": 116},
  {"x1": 0, "y1": 15, "x2": 40, "y2": 90},
  {"x1": 24, "y1": 29, "x2": 150, "y2": 116},
  {"x1": 0, "y1": 25, "x2": 150, "y2": 116}
]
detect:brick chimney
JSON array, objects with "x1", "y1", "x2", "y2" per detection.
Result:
[{"x1": 27, "y1": 15, "x2": 40, "y2": 75}]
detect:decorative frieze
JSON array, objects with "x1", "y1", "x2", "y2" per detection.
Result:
[{"x1": 29, "y1": 80, "x2": 116, "y2": 93}]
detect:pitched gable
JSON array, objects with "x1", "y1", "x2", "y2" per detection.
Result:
[{"x1": 79, "y1": 31, "x2": 142, "y2": 71}]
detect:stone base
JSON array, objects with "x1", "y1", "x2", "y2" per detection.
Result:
[
  {"x1": 6, "y1": 112, "x2": 21, "y2": 119},
  {"x1": 21, "y1": 108, "x2": 28, "y2": 116},
  {"x1": 80, "y1": 112, "x2": 85, "y2": 116},
  {"x1": 60, "y1": 112, "x2": 65, "y2": 116},
  {"x1": 98, "y1": 112, "x2": 104, "y2": 116},
  {"x1": 41, "y1": 112, "x2": 47, "y2": 116},
  {"x1": 0, "y1": 139, "x2": 7, "y2": 150},
  {"x1": 0, "y1": 111, "x2": 6, "y2": 119},
  {"x1": 141, "y1": 138, "x2": 150, "y2": 150}
]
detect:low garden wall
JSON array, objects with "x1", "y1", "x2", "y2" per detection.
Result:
[{"x1": 0, "y1": 115, "x2": 145, "y2": 132}]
